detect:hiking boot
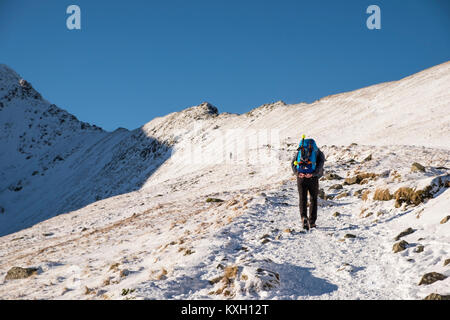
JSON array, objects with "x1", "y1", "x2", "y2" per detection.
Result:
[
  {"x1": 302, "y1": 219, "x2": 310, "y2": 231},
  {"x1": 309, "y1": 223, "x2": 317, "y2": 229}
]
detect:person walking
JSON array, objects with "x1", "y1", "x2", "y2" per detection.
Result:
[{"x1": 291, "y1": 135, "x2": 325, "y2": 230}]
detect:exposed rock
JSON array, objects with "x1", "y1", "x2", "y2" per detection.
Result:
[
  {"x1": 380, "y1": 170, "x2": 390, "y2": 178},
  {"x1": 376, "y1": 210, "x2": 385, "y2": 217},
  {"x1": 206, "y1": 197, "x2": 224, "y2": 203},
  {"x1": 329, "y1": 184, "x2": 343, "y2": 190},
  {"x1": 5, "y1": 267, "x2": 38, "y2": 280},
  {"x1": 318, "y1": 189, "x2": 326, "y2": 200},
  {"x1": 411, "y1": 162, "x2": 426, "y2": 172},
  {"x1": 353, "y1": 189, "x2": 365, "y2": 198},
  {"x1": 119, "y1": 269, "x2": 130, "y2": 278},
  {"x1": 345, "y1": 172, "x2": 378, "y2": 185},
  {"x1": 332, "y1": 212, "x2": 340, "y2": 217},
  {"x1": 423, "y1": 293, "x2": 450, "y2": 300},
  {"x1": 344, "y1": 176, "x2": 359, "y2": 185},
  {"x1": 364, "y1": 212, "x2": 373, "y2": 218},
  {"x1": 19, "y1": 79, "x2": 32, "y2": 89},
  {"x1": 418, "y1": 272, "x2": 447, "y2": 286},
  {"x1": 344, "y1": 234, "x2": 356, "y2": 239},
  {"x1": 444, "y1": 259, "x2": 450, "y2": 267},
  {"x1": 323, "y1": 173, "x2": 343, "y2": 180},
  {"x1": 335, "y1": 192, "x2": 349, "y2": 199},
  {"x1": 440, "y1": 216, "x2": 450, "y2": 224},
  {"x1": 394, "y1": 227, "x2": 415, "y2": 241},
  {"x1": 414, "y1": 245, "x2": 424, "y2": 253},
  {"x1": 393, "y1": 240, "x2": 409, "y2": 253},
  {"x1": 364, "y1": 154, "x2": 372, "y2": 162}
]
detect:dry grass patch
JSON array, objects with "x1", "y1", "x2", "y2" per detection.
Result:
[
  {"x1": 393, "y1": 186, "x2": 433, "y2": 208},
  {"x1": 361, "y1": 190, "x2": 371, "y2": 201},
  {"x1": 373, "y1": 188, "x2": 393, "y2": 201}
]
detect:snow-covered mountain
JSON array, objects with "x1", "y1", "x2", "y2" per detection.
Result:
[
  {"x1": 0, "y1": 64, "x2": 175, "y2": 236},
  {"x1": 0, "y1": 62, "x2": 449, "y2": 300}
]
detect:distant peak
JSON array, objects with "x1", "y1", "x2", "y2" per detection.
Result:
[
  {"x1": 179, "y1": 102, "x2": 219, "y2": 120},
  {"x1": 197, "y1": 102, "x2": 218, "y2": 114},
  {"x1": 0, "y1": 64, "x2": 21, "y2": 83}
]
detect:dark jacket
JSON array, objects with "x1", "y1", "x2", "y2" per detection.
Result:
[{"x1": 291, "y1": 149, "x2": 325, "y2": 178}]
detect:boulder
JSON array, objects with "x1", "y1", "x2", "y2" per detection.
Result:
[
  {"x1": 423, "y1": 293, "x2": 450, "y2": 300},
  {"x1": 411, "y1": 162, "x2": 426, "y2": 172},
  {"x1": 414, "y1": 245, "x2": 424, "y2": 253},
  {"x1": 440, "y1": 216, "x2": 450, "y2": 224},
  {"x1": 344, "y1": 176, "x2": 359, "y2": 185},
  {"x1": 5, "y1": 267, "x2": 38, "y2": 280},
  {"x1": 393, "y1": 240, "x2": 409, "y2": 253},
  {"x1": 329, "y1": 184, "x2": 343, "y2": 190},
  {"x1": 418, "y1": 272, "x2": 447, "y2": 286},
  {"x1": 444, "y1": 259, "x2": 450, "y2": 267},
  {"x1": 318, "y1": 189, "x2": 326, "y2": 200},
  {"x1": 335, "y1": 192, "x2": 350, "y2": 199},
  {"x1": 394, "y1": 227, "x2": 415, "y2": 241},
  {"x1": 323, "y1": 173, "x2": 343, "y2": 180}
]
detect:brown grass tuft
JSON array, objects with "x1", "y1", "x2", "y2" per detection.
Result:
[{"x1": 373, "y1": 188, "x2": 393, "y2": 201}]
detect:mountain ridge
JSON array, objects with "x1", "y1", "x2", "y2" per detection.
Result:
[{"x1": 0, "y1": 61, "x2": 449, "y2": 236}]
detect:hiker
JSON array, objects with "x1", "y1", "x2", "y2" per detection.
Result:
[{"x1": 291, "y1": 135, "x2": 325, "y2": 230}]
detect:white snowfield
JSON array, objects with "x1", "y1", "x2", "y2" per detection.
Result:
[{"x1": 0, "y1": 62, "x2": 449, "y2": 300}]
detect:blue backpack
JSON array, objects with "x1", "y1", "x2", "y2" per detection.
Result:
[{"x1": 295, "y1": 138, "x2": 318, "y2": 173}]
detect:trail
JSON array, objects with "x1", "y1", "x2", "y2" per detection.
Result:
[{"x1": 187, "y1": 176, "x2": 408, "y2": 299}]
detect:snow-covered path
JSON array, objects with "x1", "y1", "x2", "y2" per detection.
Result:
[{"x1": 190, "y1": 178, "x2": 404, "y2": 299}]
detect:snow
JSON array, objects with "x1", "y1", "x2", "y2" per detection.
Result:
[{"x1": 0, "y1": 61, "x2": 449, "y2": 299}]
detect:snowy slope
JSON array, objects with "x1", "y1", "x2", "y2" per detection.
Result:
[
  {"x1": 0, "y1": 64, "x2": 173, "y2": 236},
  {"x1": 0, "y1": 61, "x2": 449, "y2": 299}
]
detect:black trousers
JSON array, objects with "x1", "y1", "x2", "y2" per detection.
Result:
[{"x1": 296, "y1": 176, "x2": 319, "y2": 224}]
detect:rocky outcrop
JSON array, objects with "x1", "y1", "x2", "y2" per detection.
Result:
[
  {"x1": 418, "y1": 272, "x2": 447, "y2": 286},
  {"x1": 393, "y1": 240, "x2": 409, "y2": 253},
  {"x1": 5, "y1": 267, "x2": 38, "y2": 280},
  {"x1": 411, "y1": 162, "x2": 426, "y2": 172},
  {"x1": 423, "y1": 293, "x2": 450, "y2": 300},
  {"x1": 394, "y1": 227, "x2": 415, "y2": 241}
]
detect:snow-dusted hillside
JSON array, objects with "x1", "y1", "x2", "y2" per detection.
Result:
[
  {"x1": 0, "y1": 62, "x2": 449, "y2": 299},
  {"x1": 0, "y1": 64, "x2": 173, "y2": 236}
]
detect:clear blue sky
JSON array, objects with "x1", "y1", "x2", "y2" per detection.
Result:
[{"x1": 1, "y1": 0, "x2": 449, "y2": 131}]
